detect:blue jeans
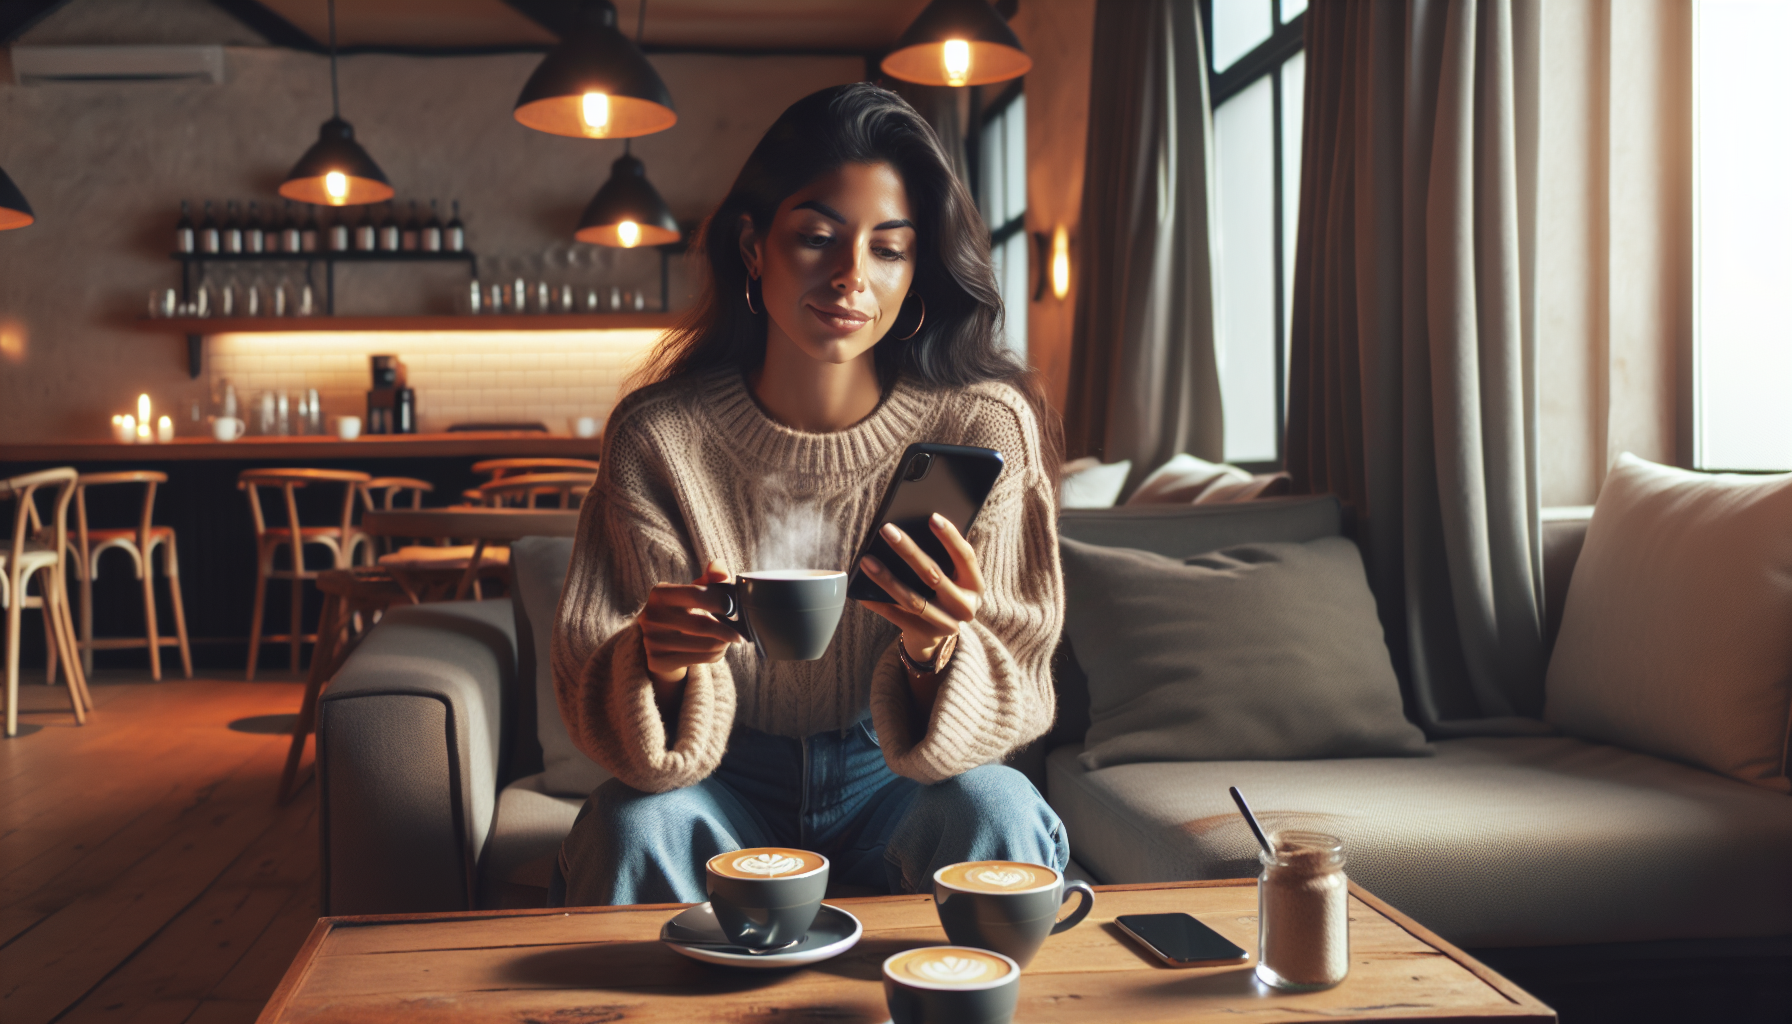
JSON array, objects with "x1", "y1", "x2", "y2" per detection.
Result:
[{"x1": 551, "y1": 721, "x2": 1067, "y2": 906}]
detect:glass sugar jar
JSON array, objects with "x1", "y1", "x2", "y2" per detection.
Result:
[{"x1": 1256, "y1": 831, "x2": 1349, "y2": 990}]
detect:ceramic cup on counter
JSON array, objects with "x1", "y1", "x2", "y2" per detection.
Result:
[
  {"x1": 211, "y1": 416, "x2": 245, "y2": 442},
  {"x1": 883, "y1": 946, "x2": 1020, "y2": 1024},
  {"x1": 335, "y1": 416, "x2": 362, "y2": 441},
  {"x1": 932, "y1": 860, "x2": 1095, "y2": 968},
  {"x1": 704, "y1": 847, "x2": 829, "y2": 950},
  {"x1": 570, "y1": 416, "x2": 600, "y2": 439}
]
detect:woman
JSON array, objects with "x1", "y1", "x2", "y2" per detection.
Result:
[{"x1": 551, "y1": 82, "x2": 1065, "y2": 907}]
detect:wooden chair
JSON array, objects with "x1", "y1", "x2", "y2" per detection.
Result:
[
  {"x1": 467, "y1": 458, "x2": 600, "y2": 507},
  {"x1": 66, "y1": 471, "x2": 193, "y2": 681},
  {"x1": 359, "y1": 477, "x2": 435, "y2": 557},
  {"x1": 477, "y1": 471, "x2": 597, "y2": 510},
  {"x1": 239, "y1": 469, "x2": 373, "y2": 680},
  {"x1": 279, "y1": 566, "x2": 413, "y2": 803},
  {"x1": 2, "y1": 467, "x2": 91, "y2": 737}
]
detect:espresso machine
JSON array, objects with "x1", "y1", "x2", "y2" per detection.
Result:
[{"x1": 366, "y1": 354, "x2": 416, "y2": 434}]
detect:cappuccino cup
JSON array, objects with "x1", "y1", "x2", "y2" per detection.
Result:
[
  {"x1": 933, "y1": 861, "x2": 1095, "y2": 968},
  {"x1": 713, "y1": 570, "x2": 847, "y2": 661},
  {"x1": 883, "y1": 946, "x2": 1020, "y2": 1024},
  {"x1": 704, "y1": 847, "x2": 828, "y2": 949},
  {"x1": 211, "y1": 416, "x2": 245, "y2": 442}
]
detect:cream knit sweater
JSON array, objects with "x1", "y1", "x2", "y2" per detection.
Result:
[{"x1": 551, "y1": 369, "x2": 1063, "y2": 794}]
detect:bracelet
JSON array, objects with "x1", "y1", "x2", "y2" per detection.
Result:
[{"x1": 898, "y1": 630, "x2": 958, "y2": 676}]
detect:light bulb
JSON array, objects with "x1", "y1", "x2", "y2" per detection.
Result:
[
  {"x1": 324, "y1": 171, "x2": 348, "y2": 202},
  {"x1": 1051, "y1": 226, "x2": 1071, "y2": 299},
  {"x1": 582, "y1": 92, "x2": 611, "y2": 135},
  {"x1": 943, "y1": 39, "x2": 971, "y2": 87},
  {"x1": 617, "y1": 220, "x2": 640, "y2": 248},
  {"x1": 138, "y1": 393, "x2": 151, "y2": 424}
]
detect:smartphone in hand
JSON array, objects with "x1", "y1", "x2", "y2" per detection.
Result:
[{"x1": 847, "y1": 443, "x2": 1004, "y2": 605}]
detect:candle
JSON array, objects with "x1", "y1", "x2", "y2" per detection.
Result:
[
  {"x1": 111, "y1": 414, "x2": 130, "y2": 443},
  {"x1": 137, "y1": 393, "x2": 151, "y2": 427},
  {"x1": 121, "y1": 414, "x2": 136, "y2": 443},
  {"x1": 156, "y1": 415, "x2": 174, "y2": 443}
]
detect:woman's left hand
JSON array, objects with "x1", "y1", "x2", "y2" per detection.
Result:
[{"x1": 856, "y1": 513, "x2": 984, "y2": 667}]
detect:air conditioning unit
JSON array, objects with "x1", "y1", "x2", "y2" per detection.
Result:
[{"x1": 10, "y1": 45, "x2": 225, "y2": 85}]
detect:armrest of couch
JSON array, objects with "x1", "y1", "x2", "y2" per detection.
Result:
[{"x1": 317, "y1": 599, "x2": 518, "y2": 916}]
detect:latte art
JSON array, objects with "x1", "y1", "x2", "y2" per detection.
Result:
[
  {"x1": 937, "y1": 859, "x2": 1055, "y2": 893},
  {"x1": 887, "y1": 947, "x2": 1015, "y2": 988},
  {"x1": 706, "y1": 846, "x2": 824, "y2": 880}
]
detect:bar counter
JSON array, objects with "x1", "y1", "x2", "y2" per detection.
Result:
[{"x1": 0, "y1": 431, "x2": 596, "y2": 673}]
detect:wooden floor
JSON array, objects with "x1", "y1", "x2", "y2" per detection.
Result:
[{"x1": 1, "y1": 670, "x2": 317, "y2": 1024}]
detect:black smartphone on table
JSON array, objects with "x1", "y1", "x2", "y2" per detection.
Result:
[
  {"x1": 846, "y1": 443, "x2": 1005, "y2": 605},
  {"x1": 1114, "y1": 912, "x2": 1251, "y2": 968}
]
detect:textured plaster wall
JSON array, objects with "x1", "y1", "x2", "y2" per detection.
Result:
[{"x1": 0, "y1": 12, "x2": 860, "y2": 441}]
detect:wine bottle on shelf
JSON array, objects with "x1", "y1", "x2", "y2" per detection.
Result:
[
  {"x1": 445, "y1": 200, "x2": 465, "y2": 252},
  {"x1": 355, "y1": 205, "x2": 377, "y2": 251},
  {"x1": 422, "y1": 199, "x2": 444, "y2": 253},
  {"x1": 224, "y1": 200, "x2": 243, "y2": 254},
  {"x1": 281, "y1": 201, "x2": 302, "y2": 253},
  {"x1": 378, "y1": 201, "x2": 401, "y2": 251},
  {"x1": 328, "y1": 208, "x2": 350, "y2": 252},
  {"x1": 301, "y1": 204, "x2": 320, "y2": 253},
  {"x1": 176, "y1": 200, "x2": 195, "y2": 253},
  {"x1": 200, "y1": 200, "x2": 221, "y2": 254},
  {"x1": 402, "y1": 200, "x2": 420, "y2": 251},
  {"x1": 245, "y1": 200, "x2": 265, "y2": 253}
]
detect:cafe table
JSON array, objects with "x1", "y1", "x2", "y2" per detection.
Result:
[
  {"x1": 255, "y1": 879, "x2": 1555, "y2": 1024},
  {"x1": 361, "y1": 506, "x2": 581, "y2": 599}
]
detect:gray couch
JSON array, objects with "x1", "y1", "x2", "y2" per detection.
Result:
[{"x1": 317, "y1": 497, "x2": 1792, "y2": 958}]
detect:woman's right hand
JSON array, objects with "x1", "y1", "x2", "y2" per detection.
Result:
[{"x1": 638, "y1": 559, "x2": 742, "y2": 687}]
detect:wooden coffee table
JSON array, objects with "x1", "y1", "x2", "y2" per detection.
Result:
[{"x1": 256, "y1": 880, "x2": 1554, "y2": 1023}]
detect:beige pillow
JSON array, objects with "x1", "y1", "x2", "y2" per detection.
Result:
[{"x1": 1545, "y1": 453, "x2": 1792, "y2": 792}]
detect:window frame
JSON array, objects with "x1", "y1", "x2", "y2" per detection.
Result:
[
  {"x1": 1200, "y1": 0, "x2": 1305, "y2": 472},
  {"x1": 968, "y1": 79, "x2": 1029, "y2": 358}
]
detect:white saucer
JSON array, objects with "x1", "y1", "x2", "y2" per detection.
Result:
[{"x1": 660, "y1": 902, "x2": 862, "y2": 968}]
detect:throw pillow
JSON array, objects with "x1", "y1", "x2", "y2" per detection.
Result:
[
  {"x1": 1060, "y1": 457, "x2": 1132, "y2": 508},
  {"x1": 1060, "y1": 536, "x2": 1431, "y2": 768},
  {"x1": 1545, "y1": 453, "x2": 1792, "y2": 793},
  {"x1": 511, "y1": 537, "x2": 610, "y2": 796}
]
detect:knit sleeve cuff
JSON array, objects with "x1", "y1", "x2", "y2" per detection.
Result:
[
  {"x1": 869, "y1": 623, "x2": 1047, "y2": 784},
  {"x1": 585, "y1": 622, "x2": 735, "y2": 794}
]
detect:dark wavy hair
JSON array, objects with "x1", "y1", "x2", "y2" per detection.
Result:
[{"x1": 632, "y1": 82, "x2": 1054, "y2": 439}]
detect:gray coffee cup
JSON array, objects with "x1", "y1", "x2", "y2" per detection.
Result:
[
  {"x1": 933, "y1": 861, "x2": 1096, "y2": 968},
  {"x1": 883, "y1": 947, "x2": 1020, "y2": 1024},
  {"x1": 715, "y1": 570, "x2": 847, "y2": 661},
  {"x1": 704, "y1": 848, "x2": 829, "y2": 949}
]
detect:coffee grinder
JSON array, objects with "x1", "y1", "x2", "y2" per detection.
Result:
[{"x1": 366, "y1": 354, "x2": 416, "y2": 434}]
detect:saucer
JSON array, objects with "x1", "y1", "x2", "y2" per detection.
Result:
[{"x1": 661, "y1": 902, "x2": 862, "y2": 968}]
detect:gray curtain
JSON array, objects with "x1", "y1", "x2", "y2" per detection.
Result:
[
  {"x1": 1287, "y1": 0, "x2": 1546, "y2": 732},
  {"x1": 1064, "y1": 0, "x2": 1223, "y2": 491}
]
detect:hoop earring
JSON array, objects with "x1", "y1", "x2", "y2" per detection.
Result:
[
  {"x1": 897, "y1": 296, "x2": 926, "y2": 340},
  {"x1": 743, "y1": 275, "x2": 760, "y2": 315}
]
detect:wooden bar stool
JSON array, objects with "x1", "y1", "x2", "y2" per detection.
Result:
[
  {"x1": 279, "y1": 566, "x2": 413, "y2": 803},
  {"x1": 68, "y1": 471, "x2": 193, "y2": 681},
  {"x1": 3, "y1": 468, "x2": 91, "y2": 737},
  {"x1": 240, "y1": 469, "x2": 373, "y2": 680}
]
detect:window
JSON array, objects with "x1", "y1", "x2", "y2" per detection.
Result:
[
  {"x1": 1203, "y1": 0, "x2": 1304, "y2": 467},
  {"x1": 1693, "y1": 0, "x2": 1792, "y2": 471},
  {"x1": 975, "y1": 88, "x2": 1029, "y2": 360}
]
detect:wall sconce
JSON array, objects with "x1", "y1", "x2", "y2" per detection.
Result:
[{"x1": 1033, "y1": 226, "x2": 1071, "y2": 301}]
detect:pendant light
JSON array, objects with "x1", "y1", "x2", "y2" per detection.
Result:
[
  {"x1": 278, "y1": 0, "x2": 393, "y2": 207},
  {"x1": 575, "y1": 144, "x2": 679, "y2": 248},
  {"x1": 514, "y1": 0, "x2": 676, "y2": 140},
  {"x1": 882, "y1": 0, "x2": 1032, "y2": 88},
  {"x1": 0, "y1": 165, "x2": 33, "y2": 231}
]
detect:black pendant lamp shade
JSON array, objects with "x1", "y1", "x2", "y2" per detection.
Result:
[
  {"x1": 514, "y1": 0, "x2": 676, "y2": 139},
  {"x1": 882, "y1": 0, "x2": 1032, "y2": 88},
  {"x1": 0, "y1": 164, "x2": 33, "y2": 231},
  {"x1": 279, "y1": 0, "x2": 393, "y2": 207},
  {"x1": 279, "y1": 117, "x2": 393, "y2": 206},
  {"x1": 575, "y1": 152, "x2": 678, "y2": 248}
]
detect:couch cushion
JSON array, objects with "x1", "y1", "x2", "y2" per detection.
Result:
[
  {"x1": 1546, "y1": 454, "x2": 1792, "y2": 793},
  {"x1": 478, "y1": 772, "x2": 584, "y2": 902},
  {"x1": 1060, "y1": 457, "x2": 1132, "y2": 508},
  {"x1": 1062, "y1": 536, "x2": 1430, "y2": 767},
  {"x1": 1047, "y1": 737, "x2": 1792, "y2": 947},
  {"x1": 511, "y1": 537, "x2": 610, "y2": 796}
]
